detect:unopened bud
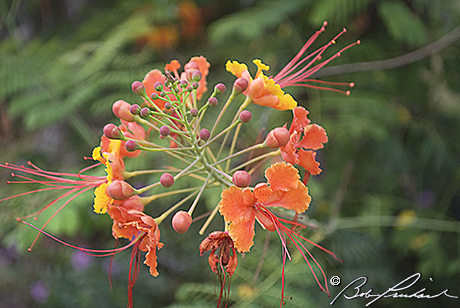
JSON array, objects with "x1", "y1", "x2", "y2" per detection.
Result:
[
  {"x1": 151, "y1": 92, "x2": 159, "y2": 100},
  {"x1": 191, "y1": 82, "x2": 199, "y2": 89},
  {"x1": 239, "y1": 110, "x2": 252, "y2": 123},
  {"x1": 265, "y1": 127, "x2": 290, "y2": 148},
  {"x1": 160, "y1": 173, "x2": 174, "y2": 188},
  {"x1": 103, "y1": 123, "x2": 123, "y2": 140},
  {"x1": 113, "y1": 100, "x2": 134, "y2": 121},
  {"x1": 199, "y1": 128, "x2": 210, "y2": 141},
  {"x1": 125, "y1": 139, "x2": 139, "y2": 152},
  {"x1": 164, "y1": 102, "x2": 172, "y2": 110},
  {"x1": 129, "y1": 104, "x2": 141, "y2": 115},
  {"x1": 190, "y1": 109, "x2": 198, "y2": 117},
  {"x1": 214, "y1": 83, "x2": 226, "y2": 94},
  {"x1": 108, "y1": 181, "x2": 134, "y2": 200},
  {"x1": 131, "y1": 81, "x2": 145, "y2": 96},
  {"x1": 233, "y1": 77, "x2": 248, "y2": 93},
  {"x1": 140, "y1": 107, "x2": 150, "y2": 118},
  {"x1": 232, "y1": 170, "x2": 251, "y2": 188},
  {"x1": 191, "y1": 70, "x2": 202, "y2": 82},
  {"x1": 160, "y1": 125, "x2": 170, "y2": 137},
  {"x1": 154, "y1": 81, "x2": 163, "y2": 91},
  {"x1": 172, "y1": 211, "x2": 193, "y2": 234},
  {"x1": 208, "y1": 97, "x2": 218, "y2": 107}
]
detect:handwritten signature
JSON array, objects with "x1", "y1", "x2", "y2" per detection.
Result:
[{"x1": 330, "y1": 273, "x2": 458, "y2": 306}]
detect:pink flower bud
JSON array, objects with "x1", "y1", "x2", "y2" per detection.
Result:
[
  {"x1": 239, "y1": 110, "x2": 252, "y2": 123},
  {"x1": 232, "y1": 170, "x2": 251, "y2": 188},
  {"x1": 172, "y1": 210, "x2": 193, "y2": 234},
  {"x1": 154, "y1": 81, "x2": 163, "y2": 91},
  {"x1": 191, "y1": 70, "x2": 202, "y2": 82},
  {"x1": 160, "y1": 173, "x2": 174, "y2": 188},
  {"x1": 125, "y1": 139, "x2": 139, "y2": 152},
  {"x1": 129, "y1": 104, "x2": 141, "y2": 115},
  {"x1": 140, "y1": 107, "x2": 150, "y2": 118},
  {"x1": 103, "y1": 123, "x2": 123, "y2": 140},
  {"x1": 164, "y1": 102, "x2": 172, "y2": 110},
  {"x1": 113, "y1": 100, "x2": 134, "y2": 121},
  {"x1": 185, "y1": 61, "x2": 200, "y2": 71},
  {"x1": 214, "y1": 83, "x2": 226, "y2": 94},
  {"x1": 190, "y1": 109, "x2": 198, "y2": 117},
  {"x1": 233, "y1": 77, "x2": 248, "y2": 93},
  {"x1": 159, "y1": 125, "x2": 170, "y2": 137},
  {"x1": 108, "y1": 181, "x2": 134, "y2": 200},
  {"x1": 131, "y1": 81, "x2": 145, "y2": 96},
  {"x1": 265, "y1": 127, "x2": 290, "y2": 148},
  {"x1": 199, "y1": 128, "x2": 210, "y2": 141},
  {"x1": 208, "y1": 97, "x2": 218, "y2": 107}
]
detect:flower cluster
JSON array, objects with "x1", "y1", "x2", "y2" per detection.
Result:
[{"x1": 1, "y1": 22, "x2": 358, "y2": 307}]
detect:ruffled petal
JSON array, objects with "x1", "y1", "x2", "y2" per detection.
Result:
[
  {"x1": 296, "y1": 124, "x2": 328, "y2": 150},
  {"x1": 265, "y1": 162, "x2": 300, "y2": 191},
  {"x1": 298, "y1": 149, "x2": 322, "y2": 175},
  {"x1": 228, "y1": 217, "x2": 255, "y2": 253},
  {"x1": 264, "y1": 183, "x2": 311, "y2": 213},
  {"x1": 219, "y1": 186, "x2": 254, "y2": 223}
]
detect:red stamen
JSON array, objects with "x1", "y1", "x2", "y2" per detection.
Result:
[{"x1": 273, "y1": 21, "x2": 360, "y2": 95}]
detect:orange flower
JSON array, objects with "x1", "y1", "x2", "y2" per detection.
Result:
[
  {"x1": 220, "y1": 162, "x2": 341, "y2": 305},
  {"x1": 226, "y1": 22, "x2": 359, "y2": 110},
  {"x1": 280, "y1": 106, "x2": 328, "y2": 176},
  {"x1": 199, "y1": 231, "x2": 238, "y2": 307},
  {"x1": 219, "y1": 162, "x2": 310, "y2": 253}
]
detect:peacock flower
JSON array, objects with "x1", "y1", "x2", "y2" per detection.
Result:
[
  {"x1": 219, "y1": 162, "x2": 340, "y2": 305},
  {"x1": 226, "y1": 21, "x2": 360, "y2": 110},
  {"x1": 219, "y1": 162, "x2": 311, "y2": 253},
  {"x1": 199, "y1": 231, "x2": 238, "y2": 307},
  {"x1": 280, "y1": 106, "x2": 328, "y2": 177}
]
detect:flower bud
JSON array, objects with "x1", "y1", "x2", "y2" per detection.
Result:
[
  {"x1": 108, "y1": 181, "x2": 134, "y2": 200},
  {"x1": 131, "y1": 81, "x2": 145, "y2": 96},
  {"x1": 103, "y1": 123, "x2": 123, "y2": 140},
  {"x1": 233, "y1": 77, "x2": 248, "y2": 93},
  {"x1": 239, "y1": 110, "x2": 252, "y2": 123},
  {"x1": 159, "y1": 125, "x2": 170, "y2": 137},
  {"x1": 232, "y1": 170, "x2": 251, "y2": 188},
  {"x1": 154, "y1": 81, "x2": 163, "y2": 91},
  {"x1": 164, "y1": 102, "x2": 172, "y2": 110},
  {"x1": 190, "y1": 109, "x2": 198, "y2": 117},
  {"x1": 265, "y1": 127, "x2": 290, "y2": 148},
  {"x1": 160, "y1": 173, "x2": 174, "y2": 188},
  {"x1": 214, "y1": 83, "x2": 226, "y2": 94},
  {"x1": 125, "y1": 139, "x2": 139, "y2": 152},
  {"x1": 113, "y1": 100, "x2": 134, "y2": 121},
  {"x1": 199, "y1": 128, "x2": 210, "y2": 141},
  {"x1": 191, "y1": 82, "x2": 199, "y2": 89},
  {"x1": 208, "y1": 97, "x2": 218, "y2": 107},
  {"x1": 191, "y1": 70, "x2": 202, "y2": 82},
  {"x1": 140, "y1": 107, "x2": 150, "y2": 118},
  {"x1": 172, "y1": 211, "x2": 193, "y2": 234},
  {"x1": 129, "y1": 104, "x2": 141, "y2": 115},
  {"x1": 151, "y1": 92, "x2": 159, "y2": 100}
]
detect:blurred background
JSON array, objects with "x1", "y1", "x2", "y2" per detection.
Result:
[{"x1": 1, "y1": 0, "x2": 459, "y2": 307}]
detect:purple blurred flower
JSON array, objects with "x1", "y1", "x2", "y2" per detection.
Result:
[{"x1": 30, "y1": 280, "x2": 50, "y2": 303}]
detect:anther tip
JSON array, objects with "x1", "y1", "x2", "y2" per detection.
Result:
[
  {"x1": 346, "y1": 90, "x2": 351, "y2": 96},
  {"x1": 16, "y1": 217, "x2": 21, "y2": 222},
  {"x1": 27, "y1": 248, "x2": 32, "y2": 252},
  {"x1": 357, "y1": 39, "x2": 361, "y2": 45},
  {"x1": 349, "y1": 82, "x2": 355, "y2": 88}
]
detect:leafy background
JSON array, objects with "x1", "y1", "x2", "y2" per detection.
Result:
[{"x1": 1, "y1": 0, "x2": 459, "y2": 307}]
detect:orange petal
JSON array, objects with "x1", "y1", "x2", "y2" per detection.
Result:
[
  {"x1": 265, "y1": 162, "x2": 300, "y2": 192},
  {"x1": 263, "y1": 183, "x2": 311, "y2": 213},
  {"x1": 219, "y1": 186, "x2": 254, "y2": 224},
  {"x1": 296, "y1": 124, "x2": 328, "y2": 150},
  {"x1": 298, "y1": 149, "x2": 322, "y2": 175},
  {"x1": 291, "y1": 106, "x2": 311, "y2": 131},
  {"x1": 228, "y1": 217, "x2": 255, "y2": 253}
]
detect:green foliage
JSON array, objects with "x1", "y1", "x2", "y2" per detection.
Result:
[{"x1": 378, "y1": 0, "x2": 428, "y2": 46}]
